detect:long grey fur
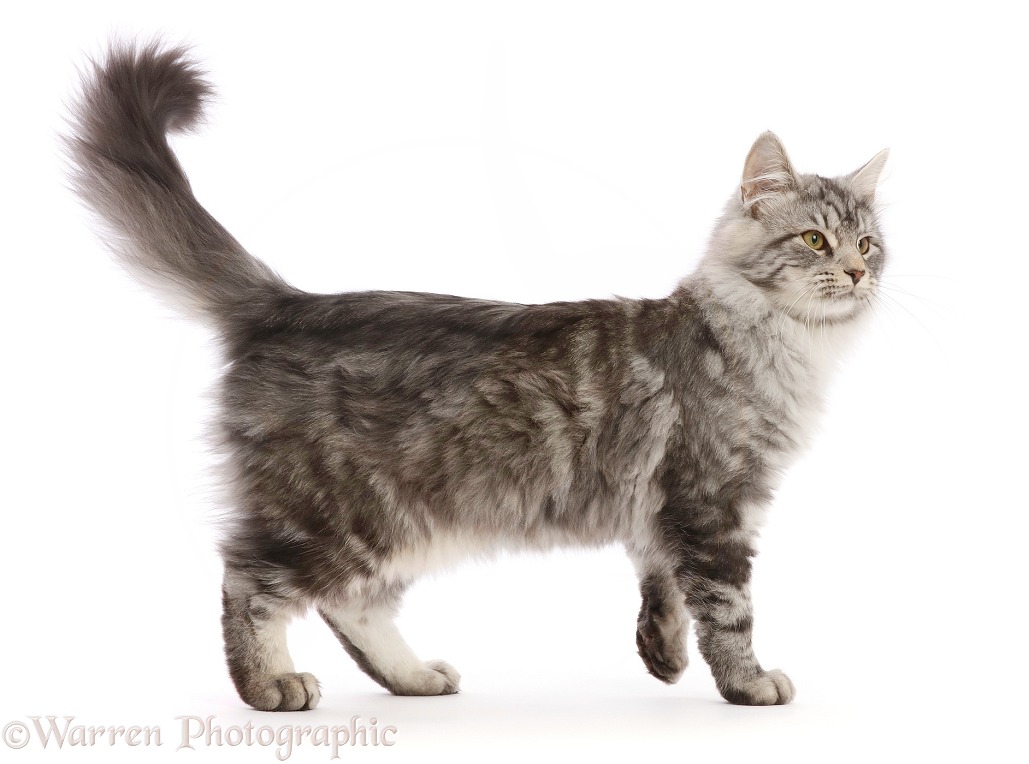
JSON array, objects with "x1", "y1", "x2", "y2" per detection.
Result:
[{"x1": 66, "y1": 41, "x2": 889, "y2": 710}]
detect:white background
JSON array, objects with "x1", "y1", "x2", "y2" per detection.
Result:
[{"x1": 2, "y1": 1, "x2": 1026, "y2": 762}]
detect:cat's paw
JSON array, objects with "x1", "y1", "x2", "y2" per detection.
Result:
[
  {"x1": 720, "y1": 669, "x2": 795, "y2": 706},
  {"x1": 637, "y1": 627, "x2": 688, "y2": 683},
  {"x1": 391, "y1": 660, "x2": 461, "y2": 696},
  {"x1": 636, "y1": 609, "x2": 688, "y2": 683},
  {"x1": 242, "y1": 672, "x2": 321, "y2": 711}
]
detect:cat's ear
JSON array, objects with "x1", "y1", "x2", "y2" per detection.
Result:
[
  {"x1": 847, "y1": 148, "x2": 890, "y2": 202},
  {"x1": 741, "y1": 132, "x2": 798, "y2": 214}
]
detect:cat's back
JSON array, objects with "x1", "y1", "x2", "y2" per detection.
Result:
[{"x1": 217, "y1": 289, "x2": 638, "y2": 442}]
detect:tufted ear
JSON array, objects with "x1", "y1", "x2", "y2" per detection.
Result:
[
  {"x1": 741, "y1": 132, "x2": 798, "y2": 214},
  {"x1": 847, "y1": 148, "x2": 890, "y2": 202}
]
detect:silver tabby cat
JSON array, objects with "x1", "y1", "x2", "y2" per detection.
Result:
[{"x1": 66, "y1": 43, "x2": 888, "y2": 710}]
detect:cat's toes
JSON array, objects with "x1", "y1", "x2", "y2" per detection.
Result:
[
  {"x1": 636, "y1": 607, "x2": 688, "y2": 684},
  {"x1": 242, "y1": 672, "x2": 321, "y2": 711},
  {"x1": 636, "y1": 623, "x2": 688, "y2": 683},
  {"x1": 392, "y1": 660, "x2": 461, "y2": 696},
  {"x1": 720, "y1": 669, "x2": 795, "y2": 706}
]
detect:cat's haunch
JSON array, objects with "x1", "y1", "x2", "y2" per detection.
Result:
[{"x1": 67, "y1": 41, "x2": 887, "y2": 710}]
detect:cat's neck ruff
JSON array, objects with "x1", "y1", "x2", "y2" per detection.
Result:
[
  {"x1": 683, "y1": 262, "x2": 870, "y2": 473},
  {"x1": 689, "y1": 261, "x2": 865, "y2": 385}
]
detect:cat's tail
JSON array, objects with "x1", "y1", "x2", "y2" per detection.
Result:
[{"x1": 65, "y1": 41, "x2": 291, "y2": 328}]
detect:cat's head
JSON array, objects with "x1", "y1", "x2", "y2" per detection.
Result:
[{"x1": 705, "y1": 132, "x2": 889, "y2": 325}]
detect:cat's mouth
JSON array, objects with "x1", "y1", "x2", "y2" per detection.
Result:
[
  {"x1": 811, "y1": 285, "x2": 874, "y2": 323},
  {"x1": 820, "y1": 283, "x2": 869, "y2": 301}
]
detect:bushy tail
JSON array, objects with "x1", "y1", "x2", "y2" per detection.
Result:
[{"x1": 65, "y1": 42, "x2": 290, "y2": 327}]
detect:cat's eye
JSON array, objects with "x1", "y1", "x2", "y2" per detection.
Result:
[
  {"x1": 801, "y1": 230, "x2": 827, "y2": 252},
  {"x1": 857, "y1": 236, "x2": 871, "y2": 255}
]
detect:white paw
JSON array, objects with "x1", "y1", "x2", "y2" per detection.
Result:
[
  {"x1": 246, "y1": 672, "x2": 321, "y2": 711},
  {"x1": 393, "y1": 660, "x2": 461, "y2": 696},
  {"x1": 723, "y1": 669, "x2": 795, "y2": 706}
]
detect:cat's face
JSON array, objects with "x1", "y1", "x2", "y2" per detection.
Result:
[{"x1": 712, "y1": 133, "x2": 889, "y2": 325}]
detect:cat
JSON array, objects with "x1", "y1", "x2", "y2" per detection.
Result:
[{"x1": 66, "y1": 41, "x2": 888, "y2": 711}]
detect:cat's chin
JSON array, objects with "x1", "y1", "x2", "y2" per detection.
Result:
[{"x1": 789, "y1": 292, "x2": 873, "y2": 326}]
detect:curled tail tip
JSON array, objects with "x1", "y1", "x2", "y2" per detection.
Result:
[{"x1": 75, "y1": 39, "x2": 213, "y2": 139}]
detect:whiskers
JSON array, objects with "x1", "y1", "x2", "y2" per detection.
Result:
[
  {"x1": 735, "y1": 266, "x2": 944, "y2": 361},
  {"x1": 773, "y1": 276, "x2": 842, "y2": 362},
  {"x1": 875, "y1": 280, "x2": 947, "y2": 311},
  {"x1": 861, "y1": 274, "x2": 945, "y2": 353},
  {"x1": 775, "y1": 278, "x2": 819, "y2": 335}
]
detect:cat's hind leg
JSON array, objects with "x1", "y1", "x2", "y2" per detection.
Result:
[
  {"x1": 319, "y1": 584, "x2": 460, "y2": 696},
  {"x1": 221, "y1": 566, "x2": 320, "y2": 711}
]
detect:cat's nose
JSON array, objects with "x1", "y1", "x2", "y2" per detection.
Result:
[{"x1": 845, "y1": 268, "x2": 865, "y2": 285}]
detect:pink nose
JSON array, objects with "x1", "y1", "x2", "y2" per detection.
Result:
[{"x1": 845, "y1": 268, "x2": 865, "y2": 285}]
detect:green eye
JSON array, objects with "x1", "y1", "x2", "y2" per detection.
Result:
[
  {"x1": 857, "y1": 236, "x2": 871, "y2": 255},
  {"x1": 802, "y1": 230, "x2": 827, "y2": 251}
]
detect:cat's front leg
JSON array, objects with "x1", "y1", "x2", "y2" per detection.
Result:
[
  {"x1": 634, "y1": 569, "x2": 690, "y2": 683},
  {"x1": 674, "y1": 528, "x2": 795, "y2": 705}
]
